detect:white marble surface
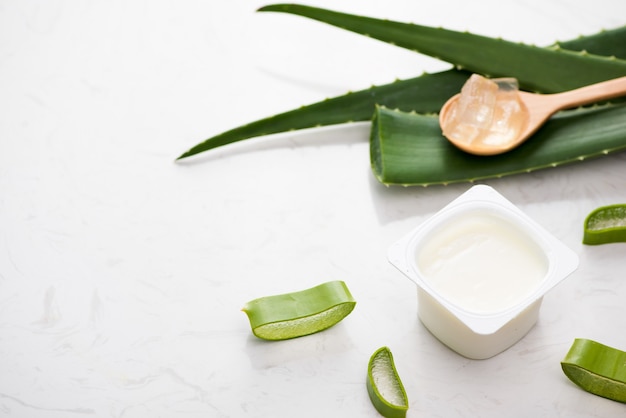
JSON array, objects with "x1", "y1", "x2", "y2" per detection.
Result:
[{"x1": 2, "y1": 1, "x2": 626, "y2": 417}]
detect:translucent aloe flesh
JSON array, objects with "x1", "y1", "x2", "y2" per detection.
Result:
[{"x1": 178, "y1": 4, "x2": 626, "y2": 186}]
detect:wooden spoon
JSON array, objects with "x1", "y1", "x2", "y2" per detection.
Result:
[{"x1": 439, "y1": 75, "x2": 626, "y2": 156}]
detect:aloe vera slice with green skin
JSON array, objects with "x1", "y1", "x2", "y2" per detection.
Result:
[
  {"x1": 366, "y1": 346, "x2": 409, "y2": 418},
  {"x1": 176, "y1": 9, "x2": 626, "y2": 160},
  {"x1": 242, "y1": 280, "x2": 356, "y2": 340},
  {"x1": 371, "y1": 103, "x2": 626, "y2": 186},
  {"x1": 561, "y1": 338, "x2": 626, "y2": 403},
  {"x1": 583, "y1": 204, "x2": 626, "y2": 245}
]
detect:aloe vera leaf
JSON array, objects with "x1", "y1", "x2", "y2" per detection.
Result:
[
  {"x1": 557, "y1": 26, "x2": 626, "y2": 58},
  {"x1": 176, "y1": 13, "x2": 626, "y2": 160},
  {"x1": 176, "y1": 70, "x2": 468, "y2": 159},
  {"x1": 259, "y1": 4, "x2": 626, "y2": 93},
  {"x1": 371, "y1": 103, "x2": 626, "y2": 186}
]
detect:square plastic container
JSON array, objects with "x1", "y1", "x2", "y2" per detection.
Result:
[{"x1": 388, "y1": 185, "x2": 579, "y2": 359}]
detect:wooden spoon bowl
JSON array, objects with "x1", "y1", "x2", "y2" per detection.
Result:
[{"x1": 440, "y1": 76, "x2": 626, "y2": 156}]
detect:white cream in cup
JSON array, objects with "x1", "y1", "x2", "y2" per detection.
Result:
[{"x1": 388, "y1": 185, "x2": 579, "y2": 359}]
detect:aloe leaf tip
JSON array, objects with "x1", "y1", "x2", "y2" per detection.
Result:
[{"x1": 257, "y1": 4, "x2": 288, "y2": 13}]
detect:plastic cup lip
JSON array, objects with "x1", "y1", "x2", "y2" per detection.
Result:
[{"x1": 388, "y1": 184, "x2": 579, "y2": 335}]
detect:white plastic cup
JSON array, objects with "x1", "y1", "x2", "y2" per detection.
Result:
[{"x1": 388, "y1": 185, "x2": 579, "y2": 359}]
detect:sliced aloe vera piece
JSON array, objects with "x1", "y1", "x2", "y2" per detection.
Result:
[
  {"x1": 366, "y1": 346, "x2": 409, "y2": 418},
  {"x1": 583, "y1": 204, "x2": 626, "y2": 245},
  {"x1": 176, "y1": 8, "x2": 626, "y2": 160},
  {"x1": 561, "y1": 338, "x2": 626, "y2": 403},
  {"x1": 242, "y1": 280, "x2": 356, "y2": 340},
  {"x1": 371, "y1": 103, "x2": 626, "y2": 186}
]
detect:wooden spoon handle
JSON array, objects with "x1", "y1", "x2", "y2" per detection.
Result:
[{"x1": 552, "y1": 75, "x2": 626, "y2": 110}]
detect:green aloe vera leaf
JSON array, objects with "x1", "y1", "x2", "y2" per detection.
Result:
[
  {"x1": 557, "y1": 26, "x2": 626, "y2": 58},
  {"x1": 258, "y1": 4, "x2": 626, "y2": 93},
  {"x1": 176, "y1": 11, "x2": 626, "y2": 161},
  {"x1": 371, "y1": 103, "x2": 626, "y2": 186},
  {"x1": 176, "y1": 70, "x2": 468, "y2": 160}
]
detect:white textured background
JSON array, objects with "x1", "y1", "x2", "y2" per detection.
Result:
[{"x1": 1, "y1": 1, "x2": 626, "y2": 417}]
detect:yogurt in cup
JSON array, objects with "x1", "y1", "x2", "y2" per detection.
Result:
[{"x1": 388, "y1": 185, "x2": 579, "y2": 359}]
